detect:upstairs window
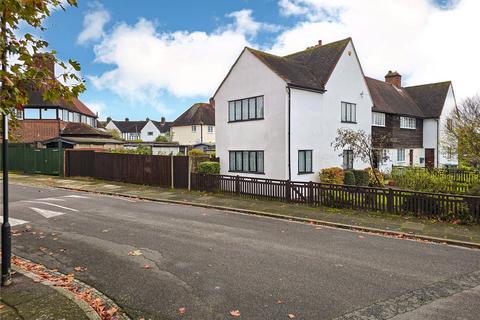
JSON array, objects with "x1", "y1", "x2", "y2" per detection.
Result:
[
  {"x1": 372, "y1": 112, "x2": 385, "y2": 127},
  {"x1": 147, "y1": 131, "x2": 154, "y2": 136},
  {"x1": 192, "y1": 125, "x2": 197, "y2": 133},
  {"x1": 298, "y1": 150, "x2": 313, "y2": 174},
  {"x1": 24, "y1": 109, "x2": 40, "y2": 119},
  {"x1": 228, "y1": 96, "x2": 264, "y2": 122},
  {"x1": 208, "y1": 126, "x2": 214, "y2": 133},
  {"x1": 41, "y1": 108, "x2": 57, "y2": 119},
  {"x1": 400, "y1": 116, "x2": 416, "y2": 129},
  {"x1": 341, "y1": 102, "x2": 356, "y2": 123}
]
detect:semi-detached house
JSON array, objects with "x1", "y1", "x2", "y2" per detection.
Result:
[{"x1": 214, "y1": 38, "x2": 457, "y2": 182}]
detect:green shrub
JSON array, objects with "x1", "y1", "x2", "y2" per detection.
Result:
[
  {"x1": 469, "y1": 183, "x2": 480, "y2": 196},
  {"x1": 188, "y1": 149, "x2": 206, "y2": 156},
  {"x1": 391, "y1": 167, "x2": 455, "y2": 193},
  {"x1": 343, "y1": 170, "x2": 356, "y2": 185},
  {"x1": 197, "y1": 161, "x2": 220, "y2": 174},
  {"x1": 319, "y1": 167, "x2": 344, "y2": 184},
  {"x1": 364, "y1": 167, "x2": 385, "y2": 187},
  {"x1": 352, "y1": 170, "x2": 369, "y2": 186}
]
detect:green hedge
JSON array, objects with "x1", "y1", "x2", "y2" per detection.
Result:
[
  {"x1": 352, "y1": 170, "x2": 369, "y2": 186},
  {"x1": 197, "y1": 161, "x2": 220, "y2": 174},
  {"x1": 343, "y1": 171, "x2": 356, "y2": 185}
]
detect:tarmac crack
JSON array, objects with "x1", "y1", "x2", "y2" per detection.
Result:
[{"x1": 334, "y1": 270, "x2": 480, "y2": 320}]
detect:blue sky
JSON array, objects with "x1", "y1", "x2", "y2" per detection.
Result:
[{"x1": 38, "y1": 0, "x2": 478, "y2": 121}]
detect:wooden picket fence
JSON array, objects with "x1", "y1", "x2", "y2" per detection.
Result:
[{"x1": 191, "y1": 173, "x2": 480, "y2": 223}]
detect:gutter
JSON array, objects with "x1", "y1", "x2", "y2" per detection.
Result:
[{"x1": 286, "y1": 83, "x2": 326, "y2": 94}]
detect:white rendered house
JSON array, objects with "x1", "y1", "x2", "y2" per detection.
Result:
[
  {"x1": 214, "y1": 38, "x2": 372, "y2": 182},
  {"x1": 170, "y1": 103, "x2": 215, "y2": 146}
]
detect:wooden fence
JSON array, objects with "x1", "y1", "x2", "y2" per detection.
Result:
[
  {"x1": 191, "y1": 173, "x2": 480, "y2": 223},
  {"x1": 65, "y1": 150, "x2": 189, "y2": 188}
]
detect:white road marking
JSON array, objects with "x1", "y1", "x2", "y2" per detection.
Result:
[
  {"x1": 0, "y1": 216, "x2": 29, "y2": 226},
  {"x1": 62, "y1": 195, "x2": 90, "y2": 199},
  {"x1": 30, "y1": 207, "x2": 66, "y2": 218},
  {"x1": 21, "y1": 201, "x2": 78, "y2": 212},
  {"x1": 37, "y1": 197, "x2": 66, "y2": 202}
]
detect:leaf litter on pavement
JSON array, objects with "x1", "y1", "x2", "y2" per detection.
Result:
[{"x1": 11, "y1": 256, "x2": 119, "y2": 320}]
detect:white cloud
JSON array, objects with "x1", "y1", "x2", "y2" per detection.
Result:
[
  {"x1": 88, "y1": 10, "x2": 268, "y2": 103},
  {"x1": 77, "y1": 3, "x2": 110, "y2": 45},
  {"x1": 274, "y1": 0, "x2": 480, "y2": 100},
  {"x1": 83, "y1": 100, "x2": 105, "y2": 116}
]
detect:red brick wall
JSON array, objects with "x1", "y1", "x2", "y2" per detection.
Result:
[{"x1": 13, "y1": 120, "x2": 66, "y2": 143}]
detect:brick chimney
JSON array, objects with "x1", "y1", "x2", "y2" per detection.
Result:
[
  {"x1": 106, "y1": 117, "x2": 112, "y2": 123},
  {"x1": 385, "y1": 71, "x2": 401, "y2": 87},
  {"x1": 33, "y1": 53, "x2": 55, "y2": 78}
]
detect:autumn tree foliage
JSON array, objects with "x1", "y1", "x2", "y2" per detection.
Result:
[
  {"x1": 0, "y1": 0, "x2": 85, "y2": 119},
  {"x1": 443, "y1": 95, "x2": 480, "y2": 169}
]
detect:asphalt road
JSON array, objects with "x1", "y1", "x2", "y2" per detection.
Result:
[{"x1": 2, "y1": 183, "x2": 480, "y2": 320}]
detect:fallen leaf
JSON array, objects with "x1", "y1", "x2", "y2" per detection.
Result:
[
  {"x1": 33, "y1": 279, "x2": 41, "y2": 283},
  {"x1": 74, "y1": 266, "x2": 86, "y2": 272},
  {"x1": 230, "y1": 310, "x2": 241, "y2": 317},
  {"x1": 358, "y1": 235, "x2": 365, "y2": 239},
  {"x1": 106, "y1": 307, "x2": 118, "y2": 316},
  {"x1": 179, "y1": 307, "x2": 186, "y2": 314},
  {"x1": 0, "y1": 304, "x2": 3, "y2": 309},
  {"x1": 59, "y1": 248, "x2": 66, "y2": 252},
  {"x1": 288, "y1": 314, "x2": 295, "y2": 319},
  {"x1": 128, "y1": 250, "x2": 142, "y2": 256},
  {"x1": 102, "y1": 229, "x2": 109, "y2": 233},
  {"x1": 277, "y1": 300, "x2": 283, "y2": 304},
  {"x1": 142, "y1": 264, "x2": 151, "y2": 269},
  {"x1": 53, "y1": 238, "x2": 58, "y2": 241},
  {"x1": 25, "y1": 225, "x2": 32, "y2": 232}
]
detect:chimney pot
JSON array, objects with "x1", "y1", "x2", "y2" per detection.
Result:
[
  {"x1": 125, "y1": 117, "x2": 129, "y2": 122},
  {"x1": 318, "y1": 40, "x2": 322, "y2": 46},
  {"x1": 161, "y1": 117, "x2": 165, "y2": 124},
  {"x1": 385, "y1": 70, "x2": 402, "y2": 87},
  {"x1": 106, "y1": 117, "x2": 112, "y2": 122},
  {"x1": 146, "y1": 117, "x2": 150, "y2": 121}
]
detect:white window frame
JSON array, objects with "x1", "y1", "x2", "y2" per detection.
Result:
[
  {"x1": 372, "y1": 112, "x2": 385, "y2": 127},
  {"x1": 400, "y1": 116, "x2": 416, "y2": 129},
  {"x1": 191, "y1": 125, "x2": 197, "y2": 133},
  {"x1": 208, "y1": 125, "x2": 213, "y2": 133},
  {"x1": 397, "y1": 148, "x2": 406, "y2": 162}
]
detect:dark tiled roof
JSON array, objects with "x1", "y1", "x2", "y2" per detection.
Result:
[
  {"x1": 172, "y1": 103, "x2": 215, "y2": 126},
  {"x1": 151, "y1": 120, "x2": 172, "y2": 133},
  {"x1": 247, "y1": 38, "x2": 351, "y2": 91},
  {"x1": 61, "y1": 122, "x2": 112, "y2": 137},
  {"x1": 404, "y1": 82, "x2": 451, "y2": 118},
  {"x1": 366, "y1": 77, "x2": 425, "y2": 117},
  {"x1": 26, "y1": 85, "x2": 96, "y2": 117},
  {"x1": 111, "y1": 120, "x2": 147, "y2": 133}
]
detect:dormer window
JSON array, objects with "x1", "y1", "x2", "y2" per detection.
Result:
[{"x1": 400, "y1": 116, "x2": 416, "y2": 129}]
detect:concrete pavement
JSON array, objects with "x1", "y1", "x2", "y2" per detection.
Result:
[{"x1": 2, "y1": 183, "x2": 480, "y2": 319}]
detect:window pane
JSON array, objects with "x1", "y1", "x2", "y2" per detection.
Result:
[
  {"x1": 243, "y1": 151, "x2": 249, "y2": 172},
  {"x1": 235, "y1": 100, "x2": 242, "y2": 120},
  {"x1": 341, "y1": 103, "x2": 346, "y2": 121},
  {"x1": 228, "y1": 101, "x2": 235, "y2": 121},
  {"x1": 352, "y1": 104, "x2": 356, "y2": 122},
  {"x1": 229, "y1": 152, "x2": 235, "y2": 171},
  {"x1": 24, "y1": 109, "x2": 40, "y2": 119},
  {"x1": 242, "y1": 99, "x2": 249, "y2": 120},
  {"x1": 256, "y1": 96, "x2": 264, "y2": 118},
  {"x1": 249, "y1": 152, "x2": 257, "y2": 172},
  {"x1": 248, "y1": 98, "x2": 256, "y2": 119},
  {"x1": 306, "y1": 151, "x2": 312, "y2": 172},
  {"x1": 41, "y1": 108, "x2": 57, "y2": 119},
  {"x1": 299, "y1": 151, "x2": 305, "y2": 173},
  {"x1": 236, "y1": 152, "x2": 243, "y2": 171},
  {"x1": 257, "y1": 151, "x2": 264, "y2": 173}
]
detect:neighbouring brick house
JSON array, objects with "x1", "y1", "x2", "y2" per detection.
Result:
[
  {"x1": 366, "y1": 71, "x2": 457, "y2": 170},
  {"x1": 12, "y1": 53, "x2": 122, "y2": 149}
]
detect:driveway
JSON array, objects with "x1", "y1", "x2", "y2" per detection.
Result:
[{"x1": 3, "y1": 183, "x2": 480, "y2": 319}]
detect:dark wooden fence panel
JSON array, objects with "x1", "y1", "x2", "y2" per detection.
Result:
[
  {"x1": 65, "y1": 151, "x2": 190, "y2": 188},
  {"x1": 191, "y1": 173, "x2": 480, "y2": 223}
]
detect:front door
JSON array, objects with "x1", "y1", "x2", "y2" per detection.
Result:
[{"x1": 425, "y1": 148, "x2": 435, "y2": 169}]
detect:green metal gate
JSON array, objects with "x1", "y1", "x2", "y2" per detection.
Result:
[{"x1": 1, "y1": 143, "x2": 64, "y2": 176}]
